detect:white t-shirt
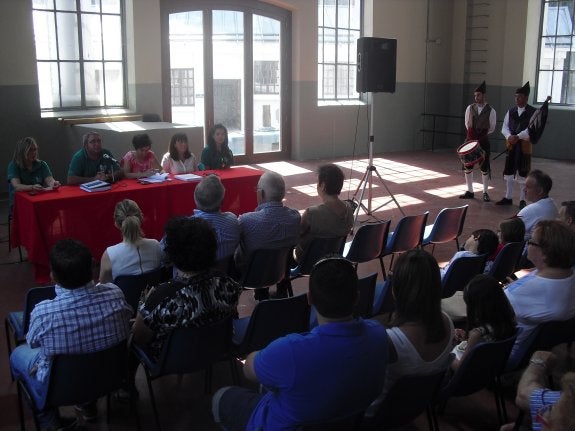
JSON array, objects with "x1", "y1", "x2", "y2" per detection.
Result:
[
  {"x1": 517, "y1": 197, "x2": 558, "y2": 239},
  {"x1": 160, "y1": 152, "x2": 197, "y2": 174},
  {"x1": 106, "y1": 239, "x2": 164, "y2": 280}
]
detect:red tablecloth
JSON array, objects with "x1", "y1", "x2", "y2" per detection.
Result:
[{"x1": 11, "y1": 167, "x2": 262, "y2": 283}]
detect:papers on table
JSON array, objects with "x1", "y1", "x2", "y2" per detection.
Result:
[
  {"x1": 174, "y1": 173, "x2": 203, "y2": 182},
  {"x1": 139, "y1": 173, "x2": 169, "y2": 184},
  {"x1": 80, "y1": 180, "x2": 111, "y2": 192}
]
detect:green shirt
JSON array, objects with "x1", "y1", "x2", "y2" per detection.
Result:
[
  {"x1": 67, "y1": 147, "x2": 120, "y2": 180},
  {"x1": 7, "y1": 159, "x2": 52, "y2": 205},
  {"x1": 200, "y1": 146, "x2": 234, "y2": 170}
]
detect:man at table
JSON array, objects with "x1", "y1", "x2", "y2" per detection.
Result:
[{"x1": 67, "y1": 131, "x2": 123, "y2": 185}]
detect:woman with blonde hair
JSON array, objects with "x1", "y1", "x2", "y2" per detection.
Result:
[{"x1": 99, "y1": 199, "x2": 164, "y2": 283}]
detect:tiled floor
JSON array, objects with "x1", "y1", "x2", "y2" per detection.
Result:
[{"x1": 0, "y1": 149, "x2": 573, "y2": 430}]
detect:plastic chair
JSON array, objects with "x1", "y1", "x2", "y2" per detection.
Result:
[
  {"x1": 433, "y1": 332, "x2": 518, "y2": 427},
  {"x1": 16, "y1": 341, "x2": 139, "y2": 431},
  {"x1": 362, "y1": 369, "x2": 446, "y2": 431},
  {"x1": 380, "y1": 212, "x2": 429, "y2": 279},
  {"x1": 487, "y1": 241, "x2": 525, "y2": 283},
  {"x1": 422, "y1": 205, "x2": 468, "y2": 255},
  {"x1": 343, "y1": 221, "x2": 391, "y2": 272},
  {"x1": 353, "y1": 272, "x2": 378, "y2": 319},
  {"x1": 113, "y1": 268, "x2": 163, "y2": 316},
  {"x1": 372, "y1": 278, "x2": 395, "y2": 316},
  {"x1": 5, "y1": 286, "x2": 56, "y2": 361},
  {"x1": 133, "y1": 316, "x2": 236, "y2": 431},
  {"x1": 290, "y1": 236, "x2": 347, "y2": 279},
  {"x1": 233, "y1": 293, "x2": 311, "y2": 357},
  {"x1": 241, "y1": 247, "x2": 291, "y2": 297},
  {"x1": 440, "y1": 254, "x2": 487, "y2": 299}
]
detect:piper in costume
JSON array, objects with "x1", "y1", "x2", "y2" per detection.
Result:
[
  {"x1": 496, "y1": 81, "x2": 536, "y2": 209},
  {"x1": 460, "y1": 81, "x2": 497, "y2": 202}
]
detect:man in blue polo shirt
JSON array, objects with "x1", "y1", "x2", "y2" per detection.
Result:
[
  {"x1": 212, "y1": 257, "x2": 388, "y2": 431},
  {"x1": 67, "y1": 131, "x2": 123, "y2": 184}
]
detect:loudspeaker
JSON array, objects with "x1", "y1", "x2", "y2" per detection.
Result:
[{"x1": 356, "y1": 37, "x2": 397, "y2": 93}]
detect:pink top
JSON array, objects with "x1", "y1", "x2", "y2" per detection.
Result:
[{"x1": 121, "y1": 150, "x2": 156, "y2": 173}]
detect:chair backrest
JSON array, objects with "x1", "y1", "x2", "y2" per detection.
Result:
[
  {"x1": 353, "y1": 272, "x2": 377, "y2": 318},
  {"x1": 345, "y1": 221, "x2": 390, "y2": 264},
  {"x1": 47, "y1": 341, "x2": 128, "y2": 407},
  {"x1": 23, "y1": 285, "x2": 56, "y2": 333},
  {"x1": 507, "y1": 316, "x2": 575, "y2": 371},
  {"x1": 425, "y1": 205, "x2": 468, "y2": 245},
  {"x1": 440, "y1": 332, "x2": 517, "y2": 400},
  {"x1": 487, "y1": 241, "x2": 525, "y2": 282},
  {"x1": 241, "y1": 247, "x2": 291, "y2": 289},
  {"x1": 440, "y1": 254, "x2": 487, "y2": 299},
  {"x1": 383, "y1": 212, "x2": 429, "y2": 255},
  {"x1": 113, "y1": 268, "x2": 163, "y2": 315},
  {"x1": 368, "y1": 369, "x2": 446, "y2": 429},
  {"x1": 236, "y1": 293, "x2": 311, "y2": 355},
  {"x1": 155, "y1": 316, "x2": 234, "y2": 377},
  {"x1": 296, "y1": 236, "x2": 347, "y2": 276}
]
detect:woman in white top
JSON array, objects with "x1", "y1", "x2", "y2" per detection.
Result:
[
  {"x1": 365, "y1": 249, "x2": 454, "y2": 418},
  {"x1": 99, "y1": 199, "x2": 164, "y2": 283},
  {"x1": 160, "y1": 132, "x2": 197, "y2": 174}
]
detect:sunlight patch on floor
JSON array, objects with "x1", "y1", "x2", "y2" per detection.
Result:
[
  {"x1": 425, "y1": 184, "x2": 493, "y2": 198},
  {"x1": 256, "y1": 161, "x2": 312, "y2": 176},
  {"x1": 335, "y1": 158, "x2": 448, "y2": 184}
]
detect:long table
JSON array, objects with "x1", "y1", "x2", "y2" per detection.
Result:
[{"x1": 11, "y1": 167, "x2": 263, "y2": 283}]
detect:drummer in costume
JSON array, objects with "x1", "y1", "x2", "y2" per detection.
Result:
[
  {"x1": 496, "y1": 81, "x2": 536, "y2": 209},
  {"x1": 459, "y1": 81, "x2": 497, "y2": 202}
]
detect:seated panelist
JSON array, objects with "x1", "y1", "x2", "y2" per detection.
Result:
[
  {"x1": 7, "y1": 137, "x2": 60, "y2": 206},
  {"x1": 200, "y1": 124, "x2": 234, "y2": 170},
  {"x1": 67, "y1": 131, "x2": 123, "y2": 185},
  {"x1": 161, "y1": 132, "x2": 197, "y2": 174},
  {"x1": 121, "y1": 133, "x2": 161, "y2": 179}
]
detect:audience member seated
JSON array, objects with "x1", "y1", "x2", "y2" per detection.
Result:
[
  {"x1": 451, "y1": 274, "x2": 516, "y2": 370},
  {"x1": 365, "y1": 249, "x2": 454, "y2": 418},
  {"x1": 294, "y1": 164, "x2": 354, "y2": 263},
  {"x1": 191, "y1": 174, "x2": 240, "y2": 261},
  {"x1": 558, "y1": 200, "x2": 575, "y2": 229},
  {"x1": 121, "y1": 133, "x2": 161, "y2": 179},
  {"x1": 67, "y1": 131, "x2": 123, "y2": 185},
  {"x1": 500, "y1": 351, "x2": 575, "y2": 431},
  {"x1": 99, "y1": 199, "x2": 164, "y2": 283},
  {"x1": 10, "y1": 239, "x2": 132, "y2": 430},
  {"x1": 7, "y1": 137, "x2": 60, "y2": 207},
  {"x1": 132, "y1": 217, "x2": 242, "y2": 360},
  {"x1": 494, "y1": 217, "x2": 526, "y2": 258},
  {"x1": 440, "y1": 229, "x2": 499, "y2": 278},
  {"x1": 518, "y1": 170, "x2": 558, "y2": 241},
  {"x1": 505, "y1": 220, "x2": 575, "y2": 364},
  {"x1": 235, "y1": 171, "x2": 300, "y2": 298},
  {"x1": 200, "y1": 123, "x2": 234, "y2": 170},
  {"x1": 160, "y1": 132, "x2": 197, "y2": 174},
  {"x1": 212, "y1": 257, "x2": 388, "y2": 431}
]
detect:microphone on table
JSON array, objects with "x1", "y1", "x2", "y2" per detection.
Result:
[{"x1": 102, "y1": 153, "x2": 119, "y2": 164}]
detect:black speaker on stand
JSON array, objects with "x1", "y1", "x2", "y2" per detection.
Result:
[{"x1": 352, "y1": 37, "x2": 404, "y2": 225}]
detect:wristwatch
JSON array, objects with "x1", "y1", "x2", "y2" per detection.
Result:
[{"x1": 529, "y1": 357, "x2": 547, "y2": 370}]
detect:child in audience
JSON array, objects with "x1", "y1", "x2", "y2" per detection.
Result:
[
  {"x1": 494, "y1": 217, "x2": 525, "y2": 258},
  {"x1": 441, "y1": 229, "x2": 499, "y2": 277},
  {"x1": 451, "y1": 274, "x2": 516, "y2": 369}
]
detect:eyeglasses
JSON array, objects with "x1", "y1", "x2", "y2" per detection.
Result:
[{"x1": 527, "y1": 240, "x2": 541, "y2": 247}]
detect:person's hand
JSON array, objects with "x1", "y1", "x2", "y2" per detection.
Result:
[
  {"x1": 95, "y1": 171, "x2": 108, "y2": 181},
  {"x1": 454, "y1": 328, "x2": 467, "y2": 343},
  {"x1": 508, "y1": 135, "x2": 519, "y2": 145},
  {"x1": 531, "y1": 350, "x2": 557, "y2": 370},
  {"x1": 31, "y1": 184, "x2": 43, "y2": 191},
  {"x1": 52, "y1": 180, "x2": 61, "y2": 189}
]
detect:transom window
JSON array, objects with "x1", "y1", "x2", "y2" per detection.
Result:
[
  {"x1": 31, "y1": 0, "x2": 126, "y2": 111},
  {"x1": 537, "y1": 0, "x2": 575, "y2": 104},
  {"x1": 317, "y1": 0, "x2": 362, "y2": 101}
]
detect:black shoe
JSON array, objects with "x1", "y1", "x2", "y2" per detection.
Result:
[
  {"x1": 519, "y1": 200, "x2": 527, "y2": 209},
  {"x1": 483, "y1": 193, "x2": 491, "y2": 202},
  {"x1": 495, "y1": 198, "x2": 513, "y2": 206},
  {"x1": 459, "y1": 191, "x2": 474, "y2": 199}
]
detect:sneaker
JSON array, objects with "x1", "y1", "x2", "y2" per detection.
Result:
[
  {"x1": 483, "y1": 193, "x2": 491, "y2": 202},
  {"x1": 519, "y1": 200, "x2": 527, "y2": 209},
  {"x1": 495, "y1": 197, "x2": 513, "y2": 206},
  {"x1": 459, "y1": 191, "x2": 474, "y2": 199},
  {"x1": 74, "y1": 402, "x2": 98, "y2": 422}
]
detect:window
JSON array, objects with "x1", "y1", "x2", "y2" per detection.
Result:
[
  {"x1": 171, "y1": 68, "x2": 195, "y2": 106},
  {"x1": 254, "y1": 61, "x2": 279, "y2": 94},
  {"x1": 32, "y1": 0, "x2": 126, "y2": 111},
  {"x1": 318, "y1": 0, "x2": 362, "y2": 101},
  {"x1": 537, "y1": 1, "x2": 575, "y2": 104}
]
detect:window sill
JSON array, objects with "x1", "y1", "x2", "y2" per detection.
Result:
[
  {"x1": 318, "y1": 100, "x2": 366, "y2": 107},
  {"x1": 41, "y1": 108, "x2": 139, "y2": 124}
]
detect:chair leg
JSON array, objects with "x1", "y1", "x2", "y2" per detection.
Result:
[
  {"x1": 5, "y1": 319, "x2": 14, "y2": 381},
  {"x1": 144, "y1": 372, "x2": 162, "y2": 431},
  {"x1": 455, "y1": 238, "x2": 460, "y2": 251},
  {"x1": 106, "y1": 394, "x2": 111, "y2": 424},
  {"x1": 493, "y1": 376, "x2": 508, "y2": 425},
  {"x1": 426, "y1": 405, "x2": 437, "y2": 431},
  {"x1": 16, "y1": 381, "x2": 27, "y2": 431},
  {"x1": 204, "y1": 365, "x2": 213, "y2": 394},
  {"x1": 379, "y1": 257, "x2": 387, "y2": 280},
  {"x1": 389, "y1": 254, "x2": 395, "y2": 274},
  {"x1": 431, "y1": 244, "x2": 436, "y2": 256},
  {"x1": 230, "y1": 359, "x2": 240, "y2": 385}
]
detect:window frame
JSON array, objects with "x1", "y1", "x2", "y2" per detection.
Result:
[{"x1": 31, "y1": 0, "x2": 128, "y2": 113}]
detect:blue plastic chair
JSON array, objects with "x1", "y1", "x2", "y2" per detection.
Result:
[
  {"x1": 114, "y1": 268, "x2": 163, "y2": 317},
  {"x1": 241, "y1": 247, "x2": 292, "y2": 297},
  {"x1": 487, "y1": 241, "x2": 525, "y2": 283},
  {"x1": 440, "y1": 254, "x2": 487, "y2": 299},
  {"x1": 344, "y1": 221, "x2": 390, "y2": 272},
  {"x1": 353, "y1": 272, "x2": 378, "y2": 319},
  {"x1": 422, "y1": 205, "x2": 468, "y2": 255},
  {"x1": 291, "y1": 236, "x2": 347, "y2": 279}
]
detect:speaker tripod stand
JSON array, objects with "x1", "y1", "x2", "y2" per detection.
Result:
[{"x1": 352, "y1": 94, "x2": 405, "y2": 227}]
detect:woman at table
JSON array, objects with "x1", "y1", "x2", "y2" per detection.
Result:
[
  {"x1": 160, "y1": 132, "x2": 197, "y2": 174},
  {"x1": 99, "y1": 199, "x2": 164, "y2": 283},
  {"x1": 121, "y1": 133, "x2": 162, "y2": 179},
  {"x1": 7, "y1": 137, "x2": 60, "y2": 206},
  {"x1": 200, "y1": 124, "x2": 234, "y2": 170}
]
